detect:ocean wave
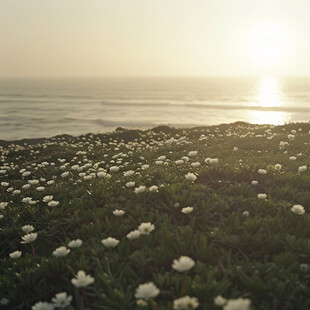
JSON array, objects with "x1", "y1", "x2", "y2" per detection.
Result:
[{"x1": 100, "y1": 101, "x2": 310, "y2": 113}]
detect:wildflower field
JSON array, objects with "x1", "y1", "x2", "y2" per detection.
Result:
[{"x1": 1, "y1": 122, "x2": 310, "y2": 310}]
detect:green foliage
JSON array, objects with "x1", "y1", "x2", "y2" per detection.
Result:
[{"x1": 1, "y1": 122, "x2": 310, "y2": 309}]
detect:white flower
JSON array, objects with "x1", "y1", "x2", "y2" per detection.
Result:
[
  {"x1": 258, "y1": 169, "x2": 267, "y2": 175},
  {"x1": 300, "y1": 263, "x2": 310, "y2": 272},
  {"x1": 32, "y1": 301, "x2": 55, "y2": 310},
  {"x1": 172, "y1": 256, "x2": 195, "y2": 272},
  {"x1": 185, "y1": 173, "x2": 197, "y2": 182},
  {"x1": 36, "y1": 186, "x2": 45, "y2": 192},
  {"x1": 155, "y1": 160, "x2": 163, "y2": 165},
  {"x1": 53, "y1": 246, "x2": 70, "y2": 257},
  {"x1": 9, "y1": 250, "x2": 22, "y2": 259},
  {"x1": 188, "y1": 151, "x2": 198, "y2": 157},
  {"x1": 136, "y1": 299, "x2": 148, "y2": 307},
  {"x1": 214, "y1": 295, "x2": 227, "y2": 306},
  {"x1": 289, "y1": 156, "x2": 296, "y2": 160},
  {"x1": 233, "y1": 147, "x2": 238, "y2": 151},
  {"x1": 101, "y1": 237, "x2": 119, "y2": 248},
  {"x1": 22, "y1": 225, "x2": 34, "y2": 233},
  {"x1": 1, "y1": 182, "x2": 9, "y2": 187},
  {"x1": 21, "y1": 232, "x2": 37, "y2": 244},
  {"x1": 175, "y1": 160, "x2": 184, "y2": 165},
  {"x1": 291, "y1": 204, "x2": 305, "y2": 215},
  {"x1": 138, "y1": 222, "x2": 155, "y2": 235},
  {"x1": 97, "y1": 171, "x2": 107, "y2": 178},
  {"x1": 22, "y1": 171, "x2": 31, "y2": 177},
  {"x1": 43, "y1": 195, "x2": 53, "y2": 203},
  {"x1": 251, "y1": 180, "x2": 258, "y2": 185},
  {"x1": 190, "y1": 162, "x2": 200, "y2": 168},
  {"x1": 173, "y1": 296, "x2": 199, "y2": 310},
  {"x1": 223, "y1": 298, "x2": 251, "y2": 310},
  {"x1": 51, "y1": 292, "x2": 72, "y2": 308},
  {"x1": 22, "y1": 184, "x2": 31, "y2": 189},
  {"x1": 298, "y1": 165, "x2": 307, "y2": 173},
  {"x1": 68, "y1": 239, "x2": 83, "y2": 248},
  {"x1": 0, "y1": 298, "x2": 9, "y2": 305},
  {"x1": 257, "y1": 193, "x2": 267, "y2": 200},
  {"x1": 142, "y1": 165, "x2": 149, "y2": 170},
  {"x1": 209, "y1": 158, "x2": 219, "y2": 165},
  {"x1": 288, "y1": 134, "x2": 295, "y2": 140},
  {"x1": 0, "y1": 202, "x2": 8, "y2": 210},
  {"x1": 126, "y1": 181, "x2": 135, "y2": 188},
  {"x1": 113, "y1": 209, "x2": 125, "y2": 216},
  {"x1": 124, "y1": 170, "x2": 135, "y2": 177},
  {"x1": 149, "y1": 185, "x2": 158, "y2": 192},
  {"x1": 126, "y1": 230, "x2": 141, "y2": 240},
  {"x1": 157, "y1": 156, "x2": 166, "y2": 161},
  {"x1": 48, "y1": 200, "x2": 59, "y2": 207},
  {"x1": 274, "y1": 163, "x2": 282, "y2": 170},
  {"x1": 182, "y1": 206, "x2": 193, "y2": 214},
  {"x1": 71, "y1": 270, "x2": 94, "y2": 288},
  {"x1": 110, "y1": 166, "x2": 119, "y2": 172},
  {"x1": 242, "y1": 211, "x2": 249, "y2": 217},
  {"x1": 134, "y1": 185, "x2": 146, "y2": 194},
  {"x1": 61, "y1": 172, "x2": 69, "y2": 178},
  {"x1": 135, "y1": 282, "x2": 160, "y2": 300}
]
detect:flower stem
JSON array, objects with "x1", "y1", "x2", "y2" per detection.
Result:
[
  {"x1": 181, "y1": 275, "x2": 185, "y2": 294},
  {"x1": 31, "y1": 243, "x2": 36, "y2": 260},
  {"x1": 82, "y1": 288, "x2": 89, "y2": 306},
  {"x1": 150, "y1": 299, "x2": 158, "y2": 310}
]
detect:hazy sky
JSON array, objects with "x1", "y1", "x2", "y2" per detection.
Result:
[{"x1": 1, "y1": 0, "x2": 310, "y2": 77}]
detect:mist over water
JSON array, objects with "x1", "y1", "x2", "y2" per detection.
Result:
[{"x1": 1, "y1": 77, "x2": 310, "y2": 140}]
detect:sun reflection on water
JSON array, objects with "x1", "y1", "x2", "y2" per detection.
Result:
[{"x1": 248, "y1": 76, "x2": 291, "y2": 124}]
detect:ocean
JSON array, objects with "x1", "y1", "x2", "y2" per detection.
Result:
[{"x1": 1, "y1": 76, "x2": 310, "y2": 140}]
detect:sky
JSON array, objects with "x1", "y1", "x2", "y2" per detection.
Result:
[{"x1": 1, "y1": 0, "x2": 310, "y2": 77}]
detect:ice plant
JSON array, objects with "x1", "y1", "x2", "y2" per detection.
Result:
[
  {"x1": 51, "y1": 292, "x2": 72, "y2": 308},
  {"x1": 185, "y1": 173, "x2": 197, "y2": 182},
  {"x1": 9, "y1": 250, "x2": 22, "y2": 259},
  {"x1": 298, "y1": 165, "x2": 307, "y2": 173},
  {"x1": 135, "y1": 282, "x2": 160, "y2": 301},
  {"x1": 172, "y1": 256, "x2": 195, "y2": 273},
  {"x1": 126, "y1": 230, "x2": 141, "y2": 240},
  {"x1": 134, "y1": 185, "x2": 146, "y2": 193},
  {"x1": 138, "y1": 222, "x2": 155, "y2": 235},
  {"x1": 113, "y1": 209, "x2": 125, "y2": 216},
  {"x1": 22, "y1": 225, "x2": 34, "y2": 233},
  {"x1": 181, "y1": 207, "x2": 193, "y2": 214},
  {"x1": 68, "y1": 239, "x2": 83, "y2": 248},
  {"x1": 291, "y1": 204, "x2": 305, "y2": 215},
  {"x1": 257, "y1": 193, "x2": 267, "y2": 200},
  {"x1": 52, "y1": 246, "x2": 70, "y2": 257},
  {"x1": 21, "y1": 233, "x2": 37, "y2": 244},
  {"x1": 48, "y1": 200, "x2": 59, "y2": 207},
  {"x1": 173, "y1": 296, "x2": 199, "y2": 310},
  {"x1": 32, "y1": 301, "x2": 54, "y2": 310},
  {"x1": 71, "y1": 270, "x2": 94, "y2": 288},
  {"x1": 101, "y1": 237, "x2": 119, "y2": 248},
  {"x1": 21, "y1": 232, "x2": 37, "y2": 258},
  {"x1": 214, "y1": 295, "x2": 227, "y2": 306},
  {"x1": 43, "y1": 195, "x2": 53, "y2": 202},
  {"x1": 223, "y1": 298, "x2": 251, "y2": 310},
  {"x1": 188, "y1": 151, "x2": 198, "y2": 157}
]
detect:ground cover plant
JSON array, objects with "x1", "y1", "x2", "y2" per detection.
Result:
[{"x1": 1, "y1": 122, "x2": 310, "y2": 310}]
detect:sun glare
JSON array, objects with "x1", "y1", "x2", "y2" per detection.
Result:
[{"x1": 249, "y1": 22, "x2": 289, "y2": 68}]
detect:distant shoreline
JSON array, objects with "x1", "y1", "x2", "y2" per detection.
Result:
[{"x1": 0, "y1": 121, "x2": 302, "y2": 146}]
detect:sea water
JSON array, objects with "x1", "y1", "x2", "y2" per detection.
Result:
[{"x1": 1, "y1": 76, "x2": 310, "y2": 140}]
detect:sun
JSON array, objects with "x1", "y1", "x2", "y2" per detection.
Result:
[{"x1": 249, "y1": 22, "x2": 289, "y2": 69}]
